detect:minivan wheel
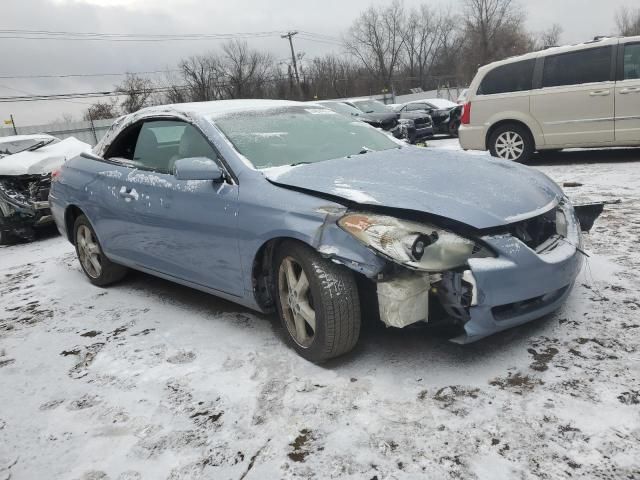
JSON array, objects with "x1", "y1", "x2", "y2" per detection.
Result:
[
  {"x1": 489, "y1": 124, "x2": 534, "y2": 163},
  {"x1": 73, "y1": 214, "x2": 128, "y2": 286},
  {"x1": 274, "y1": 240, "x2": 361, "y2": 363}
]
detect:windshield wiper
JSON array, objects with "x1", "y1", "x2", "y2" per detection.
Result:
[
  {"x1": 289, "y1": 161, "x2": 311, "y2": 167},
  {"x1": 27, "y1": 138, "x2": 55, "y2": 152}
]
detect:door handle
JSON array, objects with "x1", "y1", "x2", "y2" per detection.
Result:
[
  {"x1": 589, "y1": 90, "x2": 610, "y2": 96},
  {"x1": 118, "y1": 186, "x2": 138, "y2": 201},
  {"x1": 620, "y1": 87, "x2": 640, "y2": 94}
]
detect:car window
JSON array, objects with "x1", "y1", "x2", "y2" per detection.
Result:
[
  {"x1": 623, "y1": 43, "x2": 640, "y2": 80},
  {"x1": 0, "y1": 136, "x2": 58, "y2": 157},
  {"x1": 542, "y1": 46, "x2": 612, "y2": 88},
  {"x1": 407, "y1": 103, "x2": 427, "y2": 111},
  {"x1": 478, "y1": 59, "x2": 535, "y2": 95},
  {"x1": 107, "y1": 120, "x2": 217, "y2": 174},
  {"x1": 213, "y1": 105, "x2": 399, "y2": 169}
]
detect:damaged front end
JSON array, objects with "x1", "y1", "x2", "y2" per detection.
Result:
[
  {"x1": 327, "y1": 198, "x2": 598, "y2": 343},
  {"x1": 0, "y1": 174, "x2": 53, "y2": 242}
]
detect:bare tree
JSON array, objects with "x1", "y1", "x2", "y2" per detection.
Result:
[
  {"x1": 84, "y1": 100, "x2": 119, "y2": 121},
  {"x1": 116, "y1": 73, "x2": 155, "y2": 114},
  {"x1": 402, "y1": 5, "x2": 460, "y2": 88},
  {"x1": 221, "y1": 40, "x2": 274, "y2": 98},
  {"x1": 178, "y1": 53, "x2": 225, "y2": 102},
  {"x1": 616, "y1": 7, "x2": 640, "y2": 36},
  {"x1": 344, "y1": 0, "x2": 406, "y2": 90},
  {"x1": 307, "y1": 54, "x2": 362, "y2": 99},
  {"x1": 537, "y1": 23, "x2": 563, "y2": 49},
  {"x1": 55, "y1": 112, "x2": 75, "y2": 124},
  {"x1": 461, "y1": 0, "x2": 532, "y2": 79}
]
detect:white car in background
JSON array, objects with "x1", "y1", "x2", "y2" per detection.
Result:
[
  {"x1": 459, "y1": 35, "x2": 640, "y2": 162},
  {"x1": 0, "y1": 134, "x2": 90, "y2": 244}
]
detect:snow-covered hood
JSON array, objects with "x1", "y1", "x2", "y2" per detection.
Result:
[
  {"x1": 0, "y1": 137, "x2": 91, "y2": 176},
  {"x1": 264, "y1": 147, "x2": 563, "y2": 230}
]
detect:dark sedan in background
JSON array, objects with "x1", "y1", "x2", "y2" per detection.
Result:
[
  {"x1": 344, "y1": 99, "x2": 433, "y2": 143},
  {"x1": 315, "y1": 100, "x2": 412, "y2": 140},
  {"x1": 390, "y1": 98, "x2": 462, "y2": 137}
]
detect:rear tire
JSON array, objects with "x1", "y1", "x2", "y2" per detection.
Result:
[
  {"x1": 73, "y1": 214, "x2": 127, "y2": 287},
  {"x1": 489, "y1": 123, "x2": 534, "y2": 163},
  {"x1": 274, "y1": 240, "x2": 361, "y2": 363}
]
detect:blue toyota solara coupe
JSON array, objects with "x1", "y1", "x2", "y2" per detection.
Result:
[{"x1": 50, "y1": 99, "x2": 588, "y2": 362}]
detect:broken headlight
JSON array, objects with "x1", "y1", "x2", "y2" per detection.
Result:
[{"x1": 338, "y1": 213, "x2": 493, "y2": 272}]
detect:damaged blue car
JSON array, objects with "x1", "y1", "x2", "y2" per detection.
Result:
[{"x1": 49, "y1": 100, "x2": 589, "y2": 362}]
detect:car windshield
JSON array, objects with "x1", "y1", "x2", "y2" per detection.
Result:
[
  {"x1": 213, "y1": 105, "x2": 399, "y2": 169},
  {"x1": 0, "y1": 136, "x2": 57, "y2": 158},
  {"x1": 351, "y1": 100, "x2": 389, "y2": 114},
  {"x1": 319, "y1": 102, "x2": 361, "y2": 117}
]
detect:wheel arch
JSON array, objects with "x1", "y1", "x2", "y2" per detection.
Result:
[
  {"x1": 251, "y1": 236, "x2": 316, "y2": 313},
  {"x1": 485, "y1": 119, "x2": 537, "y2": 150},
  {"x1": 64, "y1": 205, "x2": 85, "y2": 243}
]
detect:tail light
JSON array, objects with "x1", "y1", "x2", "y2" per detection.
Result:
[
  {"x1": 461, "y1": 102, "x2": 471, "y2": 125},
  {"x1": 51, "y1": 168, "x2": 61, "y2": 182}
]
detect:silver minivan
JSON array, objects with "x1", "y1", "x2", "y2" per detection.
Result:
[{"x1": 459, "y1": 36, "x2": 640, "y2": 162}]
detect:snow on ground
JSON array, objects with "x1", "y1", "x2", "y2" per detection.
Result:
[{"x1": 1, "y1": 139, "x2": 639, "y2": 480}]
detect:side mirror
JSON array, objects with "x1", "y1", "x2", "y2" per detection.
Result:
[{"x1": 174, "y1": 157, "x2": 223, "y2": 182}]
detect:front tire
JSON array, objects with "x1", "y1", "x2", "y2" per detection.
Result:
[
  {"x1": 489, "y1": 123, "x2": 534, "y2": 163},
  {"x1": 73, "y1": 214, "x2": 127, "y2": 286},
  {"x1": 274, "y1": 241, "x2": 361, "y2": 363}
]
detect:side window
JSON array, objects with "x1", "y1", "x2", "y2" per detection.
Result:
[
  {"x1": 107, "y1": 120, "x2": 217, "y2": 174},
  {"x1": 542, "y1": 46, "x2": 612, "y2": 88},
  {"x1": 477, "y1": 59, "x2": 535, "y2": 95},
  {"x1": 407, "y1": 103, "x2": 427, "y2": 112},
  {"x1": 623, "y1": 43, "x2": 640, "y2": 80}
]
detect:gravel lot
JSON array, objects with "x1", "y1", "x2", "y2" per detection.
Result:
[{"x1": 1, "y1": 139, "x2": 639, "y2": 480}]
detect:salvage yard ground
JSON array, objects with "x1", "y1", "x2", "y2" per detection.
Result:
[{"x1": 1, "y1": 138, "x2": 639, "y2": 479}]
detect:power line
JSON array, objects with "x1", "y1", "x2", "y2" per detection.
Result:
[
  {"x1": 0, "y1": 70, "x2": 180, "y2": 79},
  {"x1": 0, "y1": 29, "x2": 284, "y2": 42}
]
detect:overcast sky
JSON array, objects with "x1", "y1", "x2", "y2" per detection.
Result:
[{"x1": 1, "y1": 0, "x2": 635, "y2": 125}]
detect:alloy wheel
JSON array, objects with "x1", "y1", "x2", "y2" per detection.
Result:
[
  {"x1": 278, "y1": 256, "x2": 316, "y2": 348},
  {"x1": 495, "y1": 131, "x2": 524, "y2": 160},
  {"x1": 76, "y1": 224, "x2": 102, "y2": 278}
]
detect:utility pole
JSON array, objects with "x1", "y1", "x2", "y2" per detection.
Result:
[
  {"x1": 281, "y1": 31, "x2": 302, "y2": 98},
  {"x1": 10, "y1": 114, "x2": 17, "y2": 135}
]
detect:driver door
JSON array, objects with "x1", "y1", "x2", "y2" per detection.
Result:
[{"x1": 106, "y1": 119, "x2": 243, "y2": 296}]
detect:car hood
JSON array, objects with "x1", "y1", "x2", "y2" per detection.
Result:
[
  {"x1": 0, "y1": 137, "x2": 91, "y2": 176},
  {"x1": 263, "y1": 147, "x2": 563, "y2": 230}
]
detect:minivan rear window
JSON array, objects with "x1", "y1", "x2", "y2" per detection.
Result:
[
  {"x1": 542, "y1": 46, "x2": 612, "y2": 88},
  {"x1": 477, "y1": 59, "x2": 535, "y2": 96}
]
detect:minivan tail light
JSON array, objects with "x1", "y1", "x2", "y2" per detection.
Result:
[{"x1": 461, "y1": 102, "x2": 471, "y2": 125}]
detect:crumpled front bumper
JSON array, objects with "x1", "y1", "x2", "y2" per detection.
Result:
[{"x1": 451, "y1": 231, "x2": 583, "y2": 343}]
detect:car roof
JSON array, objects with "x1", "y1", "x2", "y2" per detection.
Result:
[
  {"x1": 477, "y1": 35, "x2": 629, "y2": 74},
  {"x1": 0, "y1": 133, "x2": 58, "y2": 144},
  {"x1": 133, "y1": 99, "x2": 310, "y2": 120}
]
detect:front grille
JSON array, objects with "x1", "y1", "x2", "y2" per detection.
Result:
[
  {"x1": 507, "y1": 208, "x2": 558, "y2": 250},
  {"x1": 492, "y1": 286, "x2": 569, "y2": 321}
]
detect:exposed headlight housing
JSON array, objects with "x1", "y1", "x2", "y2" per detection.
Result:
[{"x1": 338, "y1": 213, "x2": 494, "y2": 272}]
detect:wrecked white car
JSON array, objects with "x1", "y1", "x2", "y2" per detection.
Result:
[{"x1": 0, "y1": 134, "x2": 90, "y2": 244}]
